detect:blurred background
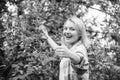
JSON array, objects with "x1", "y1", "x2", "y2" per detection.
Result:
[{"x1": 0, "y1": 0, "x2": 120, "y2": 80}]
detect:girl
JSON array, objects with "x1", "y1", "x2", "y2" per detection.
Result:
[{"x1": 39, "y1": 16, "x2": 90, "y2": 80}]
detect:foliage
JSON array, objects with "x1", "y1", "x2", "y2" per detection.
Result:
[{"x1": 0, "y1": 0, "x2": 120, "y2": 80}]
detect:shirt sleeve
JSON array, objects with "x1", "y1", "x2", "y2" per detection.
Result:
[{"x1": 74, "y1": 45, "x2": 87, "y2": 65}]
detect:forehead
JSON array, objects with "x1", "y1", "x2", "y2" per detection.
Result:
[{"x1": 64, "y1": 20, "x2": 75, "y2": 28}]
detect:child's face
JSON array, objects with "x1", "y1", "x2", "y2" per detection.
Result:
[{"x1": 63, "y1": 20, "x2": 81, "y2": 45}]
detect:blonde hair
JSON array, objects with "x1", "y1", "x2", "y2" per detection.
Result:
[{"x1": 64, "y1": 16, "x2": 90, "y2": 48}]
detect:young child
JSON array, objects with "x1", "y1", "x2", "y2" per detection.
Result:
[{"x1": 39, "y1": 16, "x2": 90, "y2": 80}]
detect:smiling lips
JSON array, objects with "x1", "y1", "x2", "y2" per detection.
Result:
[{"x1": 64, "y1": 33, "x2": 72, "y2": 39}]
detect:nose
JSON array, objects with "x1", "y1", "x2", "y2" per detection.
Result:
[
  {"x1": 64, "y1": 29, "x2": 70, "y2": 33},
  {"x1": 64, "y1": 29, "x2": 71, "y2": 36}
]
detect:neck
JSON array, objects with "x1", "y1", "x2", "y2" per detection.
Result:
[
  {"x1": 61, "y1": 37, "x2": 82, "y2": 48},
  {"x1": 66, "y1": 43, "x2": 72, "y2": 49}
]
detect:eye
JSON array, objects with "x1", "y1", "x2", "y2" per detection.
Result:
[
  {"x1": 63, "y1": 27, "x2": 67, "y2": 30},
  {"x1": 70, "y1": 27, "x2": 75, "y2": 31}
]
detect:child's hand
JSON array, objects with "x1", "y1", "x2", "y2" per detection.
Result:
[
  {"x1": 55, "y1": 46, "x2": 70, "y2": 58},
  {"x1": 39, "y1": 25, "x2": 49, "y2": 39}
]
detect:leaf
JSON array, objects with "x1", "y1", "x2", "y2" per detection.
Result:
[{"x1": 42, "y1": 57, "x2": 56, "y2": 66}]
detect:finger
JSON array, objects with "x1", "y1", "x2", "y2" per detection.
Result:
[
  {"x1": 56, "y1": 46, "x2": 68, "y2": 50},
  {"x1": 55, "y1": 49, "x2": 65, "y2": 54},
  {"x1": 58, "y1": 54, "x2": 65, "y2": 58},
  {"x1": 56, "y1": 46, "x2": 64, "y2": 49},
  {"x1": 56, "y1": 52, "x2": 68, "y2": 58},
  {"x1": 38, "y1": 25, "x2": 44, "y2": 30},
  {"x1": 41, "y1": 25, "x2": 47, "y2": 31},
  {"x1": 39, "y1": 25, "x2": 45, "y2": 31},
  {"x1": 55, "y1": 50, "x2": 63, "y2": 54},
  {"x1": 55, "y1": 50, "x2": 65, "y2": 55},
  {"x1": 55, "y1": 47, "x2": 65, "y2": 51}
]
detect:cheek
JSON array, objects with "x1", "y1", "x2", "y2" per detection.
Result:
[
  {"x1": 74, "y1": 30, "x2": 80, "y2": 36},
  {"x1": 75, "y1": 26, "x2": 81, "y2": 36},
  {"x1": 77, "y1": 30, "x2": 82, "y2": 38},
  {"x1": 62, "y1": 31, "x2": 65, "y2": 36},
  {"x1": 63, "y1": 30, "x2": 65, "y2": 33},
  {"x1": 74, "y1": 32, "x2": 81, "y2": 40},
  {"x1": 76, "y1": 29, "x2": 81, "y2": 35}
]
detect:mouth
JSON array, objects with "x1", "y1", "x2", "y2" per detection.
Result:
[{"x1": 64, "y1": 34, "x2": 72, "y2": 39}]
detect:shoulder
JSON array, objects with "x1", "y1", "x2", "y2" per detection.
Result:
[{"x1": 75, "y1": 44, "x2": 87, "y2": 54}]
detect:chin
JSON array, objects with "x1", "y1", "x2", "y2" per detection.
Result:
[{"x1": 65, "y1": 40, "x2": 74, "y2": 44}]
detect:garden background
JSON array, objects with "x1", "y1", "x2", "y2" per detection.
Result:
[{"x1": 0, "y1": 0, "x2": 120, "y2": 80}]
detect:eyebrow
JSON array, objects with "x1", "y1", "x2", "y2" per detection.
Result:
[{"x1": 68, "y1": 18, "x2": 76, "y2": 24}]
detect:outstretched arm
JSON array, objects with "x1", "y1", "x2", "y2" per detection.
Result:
[{"x1": 38, "y1": 25, "x2": 81, "y2": 64}]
